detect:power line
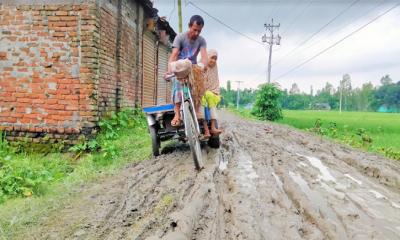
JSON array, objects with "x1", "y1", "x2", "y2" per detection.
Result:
[
  {"x1": 281, "y1": 0, "x2": 386, "y2": 63},
  {"x1": 187, "y1": 1, "x2": 265, "y2": 46},
  {"x1": 280, "y1": 0, "x2": 313, "y2": 36},
  {"x1": 273, "y1": 0, "x2": 360, "y2": 66},
  {"x1": 274, "y1": 2, "x2": 400, "y2": 81}
]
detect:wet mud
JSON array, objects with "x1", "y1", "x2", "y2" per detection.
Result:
[{"x1": 19, "y1": 111, "x2": 400, "y2": 240}]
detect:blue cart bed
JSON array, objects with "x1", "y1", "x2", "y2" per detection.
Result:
[{"x1": 142, "y1": 104, "x2": 174, "y2": 114}]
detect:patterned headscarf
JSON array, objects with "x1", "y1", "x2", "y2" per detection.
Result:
[{"x1": 205, "y1": 49, "x2": 220, "y2": 94}]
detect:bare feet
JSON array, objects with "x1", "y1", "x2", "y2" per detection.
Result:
[
  {"x1": 210, "y1": 128, "x2": 222, "y2": 135},
  {"x1": 203, "y1": 131, "x2": 211, "y2": 138}
]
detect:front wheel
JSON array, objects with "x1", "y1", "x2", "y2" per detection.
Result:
[{"x1": 183, "y1": 101, "x2": 203, "y2": 170}]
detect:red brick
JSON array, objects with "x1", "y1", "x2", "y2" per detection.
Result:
[
  {"x1": 48, "y1": 22, "x2": 67, "y2": 27},
  {"x1": 53, "y1": 32, "x2": 65, "y2": 37},
  {"x1": 64, "y1": 95, "x2": 79, "y2": 100},
  {"x1": 66, "y1": 105, "x2": 78, "y2": 111},
  {"x1": 47, "y1": 99, "x2": 58, "y2": 104},
  {"x1": 66, "y1": 21, "x2": 78, "y2": 27},
  {"x1": 19, "y1": 118, "x2": 31, "y2": 124},
  {"x1": 56, "y1": 89, "x2": 70, "y2": 95},
  {"x1": 25, "y1": 114, "x2": 38, "y2": 119},
  {"x1": 55, "y1": 11, "x2": 68, "y2": 16},
  {"x1": 59, "y1": 16, "x2": 76, "y2": 21},
  {"x1": 58, "y1": 111, "x2": 73, "y2": 116},
  {"x1": 47, "y1": 16, "x2": 61, "y2": 21}
]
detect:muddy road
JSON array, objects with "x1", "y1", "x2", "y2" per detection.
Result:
[{"x1": 20, "y1": 111, "x2": 400, "y2": 240}]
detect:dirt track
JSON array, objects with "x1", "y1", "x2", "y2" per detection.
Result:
[{"x1": 19, "y1": 111, "x2": 400, "y2": 240}]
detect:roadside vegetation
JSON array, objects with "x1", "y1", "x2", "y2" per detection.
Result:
[
  {"x1": 0, "y1": 109, "x2": 151, "y2": 237},
  {"x1": 222, "y1": 74, "x2": 400, "y2": 160},
  {"x1": 0, "y1": 109, "x2": 150, "y2": 205},
  {"x1": 221, "y1": 75, "x2": 400, "y2": 113},
  {"x1": 230, "y1": 108, "x2": 400, "y2": 160},
  {"x1": 279, "y1": 110, "x2": 400, "y2": 160}
]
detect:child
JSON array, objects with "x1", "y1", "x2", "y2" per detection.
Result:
[{"x1": 202, "y1": 49, "x2": 222, "y2": 138}]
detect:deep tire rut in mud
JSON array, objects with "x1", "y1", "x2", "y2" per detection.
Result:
[{"x1": 21, "y1": 111, "x2": 400, "y2": 240}]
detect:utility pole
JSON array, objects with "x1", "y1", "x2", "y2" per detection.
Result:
[
  {"x1": 339, "y1": 80, "x2": 343, "y2": 114},
  {"x1": 235, "y1": 81, "x2": 243, "y2": 110},
  {"x1": 262, "y1": 18, "x2": 281, "y2": 83},
  {"x1": 178, "y1": 0, "x2": 183, "y2": 33}
]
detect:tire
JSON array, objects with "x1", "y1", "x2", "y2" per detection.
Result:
[
  {"x1": 183, "y1": 101, "x2": 203, "y2": 170},
  {"x1": 208, "y1": 136, "x2": 220, "y2": 148},
  {"x1": 149, "y1": 125, "x2": 160, "y2": 156}
]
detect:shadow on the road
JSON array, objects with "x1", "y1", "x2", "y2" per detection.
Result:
[{"x1": 161, "y1": 141, "x2": 190, "y2": 155}]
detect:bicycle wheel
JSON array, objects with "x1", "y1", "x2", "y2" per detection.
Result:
[{"x1": 183, "y1": 101, "x2": 203, "y2": 170}]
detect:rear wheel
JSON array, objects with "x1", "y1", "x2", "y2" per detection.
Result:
[
  {"x1": 183, "y1": 101, "x2": 203, "y2": 170},
  {"x1": 208, "y1": 136, "x2": 220, "y2": 148},
  {"x1": 149, "y1": 125, "x2": 160, "y2": 156}
]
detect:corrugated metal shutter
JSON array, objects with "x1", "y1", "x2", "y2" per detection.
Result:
[
  {"x1": 157, "y1": 44, "x2": 169, "y2": 105},
  {"x1": 166, "y1": 59, "x2": 172, "y2": 104},
  {"x1": 142, "y1": 31, "x2": 157, "y2": 107}
]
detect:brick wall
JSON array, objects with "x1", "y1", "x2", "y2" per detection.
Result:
[
  {"x1": 97, "y1": 0, "x2": 144, "y2": 116},
  {"x1": 0, "y1": 0, "x2": 170, "y2": 144},
  {"x1": 0, "y1": 3, "x2": 100, "y2": 143}
]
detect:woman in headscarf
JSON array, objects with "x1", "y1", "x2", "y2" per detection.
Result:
[{"x1": 202, "y1": 49, "x2": 222, "y2": 138}]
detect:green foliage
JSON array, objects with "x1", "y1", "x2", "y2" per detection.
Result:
[
  {"x1": 377, "y1": 147, "x2": 400, "y2": 160},
  {"x1": 278, "y1": 76, "x2": 398, "y2": 112},
  {"x1": 279, "y1": 110, "x2": 400, "y2": 160},
  {"x1": 281, "y1": 91, "x2": 312, "y2": 110},
  {"x1": 0, "y1": 153, "x2": 74, "y2": 204},
  {"x1": 309, "y1": 119, "x2": 374, "y2": 148},
  {"x1": 69, "y1": 109, "x2": 146, "y2": 161},
  {"x1": 0, "y1": 108, "x2": 148, "y2": 204},
  {"x1": 251, "y1": 83, "x2": 283, "y2": 121},
  {"x1": 220, "y1": 80, "x2": 257, "y2": 108},
  {"x1": 373, "y1": 81, "x2": 400, "y2": 112}
]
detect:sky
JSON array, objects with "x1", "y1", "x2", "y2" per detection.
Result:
[{"x1": 153, "y1": 0, "x2": 400, "y2": 93}]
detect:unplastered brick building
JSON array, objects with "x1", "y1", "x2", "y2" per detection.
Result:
[{"x1": 0, "y1": 0, "x2": 175, "y2": 144}]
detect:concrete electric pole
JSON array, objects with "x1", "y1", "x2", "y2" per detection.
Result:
[
  {"x1": 178, "y1": 0, "x2": 183, "y2": 33},
  {"x1": 262, "y1": 19, "x2": 281, "y2": 83},
  {"x1": 235, "y1": 81, "x2": 243, "y2": 110}
]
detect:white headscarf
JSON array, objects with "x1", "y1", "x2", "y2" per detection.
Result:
[{"x1": 208, "y1": 49, "x2": 218, "y2": 59}]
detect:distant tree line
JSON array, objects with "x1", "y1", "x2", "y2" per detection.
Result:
[{"x1": 220, "y1": 75, "x2": 400, "y2": 112}]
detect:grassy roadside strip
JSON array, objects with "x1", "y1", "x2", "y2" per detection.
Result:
[
  {"x1": 228, "y1": 108, "x2": 400, "y2": 160},
  {"x1": 0, "y1": 109, "x2": 151, "y2": 237}
]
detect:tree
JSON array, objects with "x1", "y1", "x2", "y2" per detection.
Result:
[
  {"x1": 373, "y1": 81, "x2": 400, "y2": 112},
  {"x1": 349, "y1": 82, "x2": 375, "y2": 111},
  {"x1": 314, "y1": 82, "x2": 338, "y2": 109},
  {"x1": 289, "y1": 83, "x2": 300, "y2": 95},
  {"x1": 227, "y1": 80, "x2": 232, "y2": 92},
  {"x1": 340, "y1": 74, "x2": 352, "y2": 110},
  {"x1": 252, "y1": 83, "x2": 283, "y2": 121},
  {"x1": 358, "y1": 82, "x2": 374, "y2": 111},
  {"x1": 380, "y1": 75, "x2": 393, "y2": 86}
]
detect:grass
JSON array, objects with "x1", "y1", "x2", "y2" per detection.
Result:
[
  {"x1": 229, "y1": 108, "x2": 400, "y2": 160},
  {"x1": 0, "y1": 110, "x2": 151, "y2": 238},
  {"x1": 279, "y1": 110, "x2": 400, "y2": 152}
]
